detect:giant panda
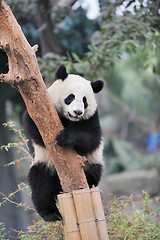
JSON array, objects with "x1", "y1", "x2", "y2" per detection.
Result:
[{"x1": 23, "y1": 65, "x2": 104, "y2": 222}]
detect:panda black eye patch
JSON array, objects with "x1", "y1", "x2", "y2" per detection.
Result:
[
  {"x1": 83, "y1": 96, "x2": 88, "y2": 108},
  {"x1": 64, "y1": 94, "x2": 75, "y2": 105}
]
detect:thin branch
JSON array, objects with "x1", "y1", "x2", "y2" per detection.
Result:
[{"x1": 0, "y1": 185, "x2": 34, "y2": 211}]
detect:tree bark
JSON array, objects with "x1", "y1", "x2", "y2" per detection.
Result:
[
  {"x1": 0, "y1": 0, "x2": 88, "y2": 192},
  {"x1": 36, "y1": 0, "x2": 63, "y2": 55}
]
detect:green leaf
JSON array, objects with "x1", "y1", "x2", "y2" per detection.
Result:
[{"x1": 152, "y1": 65, "x2": 157, "y2": 74}]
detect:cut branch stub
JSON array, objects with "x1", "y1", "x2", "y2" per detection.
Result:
[{"x1": 0, "y1": 0, "x2": 88, "y2": 192}]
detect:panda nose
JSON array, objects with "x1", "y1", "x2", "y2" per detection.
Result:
[{"x1": 74, "y1": 110, "x2": 83, "y2": 116}]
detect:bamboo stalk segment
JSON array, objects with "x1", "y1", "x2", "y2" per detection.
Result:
[
  {"x1": 72, "y1": 188, "x2": 99, "y2": 240},
  {"x1": 58, "y1": 193, "x2": 81, "y2": 240},
  {"x1": 91, "y1": 187, "x2": 109, "y2": 240}
]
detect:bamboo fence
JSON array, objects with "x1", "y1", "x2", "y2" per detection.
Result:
[{"x1": 58, "y1": 187, "x2": 109, "y2": 240}]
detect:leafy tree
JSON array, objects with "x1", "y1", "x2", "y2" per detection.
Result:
[{"x1": 72, "y1": 0, "x2": 160, "y2": 80}]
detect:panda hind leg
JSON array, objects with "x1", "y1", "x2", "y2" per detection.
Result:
[
  {"x1": 84, "y1": 163, "x2": 103, "y2": 188},
  {"x1": 28, "y1": 163, "x2": 62, "y2": 222}
]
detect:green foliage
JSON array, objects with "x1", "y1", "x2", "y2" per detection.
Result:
[
  {"x1": 61, "y1": 1, "x2": 160, "y2": 81},
  {"x1": 1, "y1": 122, "x2": 25, "y2": 147},
  {"x1": 37, "y1": 1, "x2": 160, "y2": 82},
  {"x1": 105, "y1": 138, "x2": 160, "y2": 174},
  {"x1": 38, "y1": 52, "x2": 66, "y2": 80},
  {"x1": 13, "y1": 192, "x2": 160, "y2": 239},
  {"x1": 102, "y1": 45, "x2": 160, "y2": 172},
  {"x1": 56, "y1": 7, "x2": 99, "y2": 57},
  {"x1": 105, "y1": 191, "x2": 160, "y2": 239},
  {"x1": 0, "y1": 122, "x2": 32, "y2": 167},
  {"x1": 0, "y1": 222, "x2": 6, "y2": 240},
  {"x1": 18, "y1": 220, "x2": 64, "y2": 240}
]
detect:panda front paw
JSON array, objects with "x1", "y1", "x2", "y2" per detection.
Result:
[{"x1": 56, "y1": 129, "x2": 72, "y2": 147}]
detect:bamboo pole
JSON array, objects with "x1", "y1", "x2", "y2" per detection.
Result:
[
  {"x1": 58, "y1": 187, "x2": 109, "y2": 240},
  {"x1": 91, "y1": 187, "x2": 109, "y2": 240},
  {"x1": 58, "y1": 192, "x2": 81, "y2": 240},
  {"x1": 72, "y1": 188, "x2": 99, "y2": 240}
]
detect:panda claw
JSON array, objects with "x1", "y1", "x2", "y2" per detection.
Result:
[
  {"x1": 56, "y1": 130, "x2": 69, "y2": 146},
  {"x1": 55, "y1": 132, "x2": 63, "y2": 146}
]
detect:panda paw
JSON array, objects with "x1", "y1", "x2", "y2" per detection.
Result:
[
  {"x1": 56, "y1": 129, "x2": 72, "y2": 146},
  {"x1": 40, "y1": 210, "x2": 62, "y2": 222}
]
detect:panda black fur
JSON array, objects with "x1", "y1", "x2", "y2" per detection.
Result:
[{"x1": 23, "y1": 65, "x2": 104, "y2": 222}]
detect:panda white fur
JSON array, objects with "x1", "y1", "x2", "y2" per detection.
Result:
[{"x1": 23, "y1": 65, "x2": 104, "y2": 222}]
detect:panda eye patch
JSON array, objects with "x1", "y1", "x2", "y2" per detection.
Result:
[
  {"x1": 65, "y1": 94, "x2": 75, "y2": 105},
  {"x1": 83, "y1": 96, "x2": 88, "y2": 108}
]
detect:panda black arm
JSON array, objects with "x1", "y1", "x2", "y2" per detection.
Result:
[
  {"x1": 56, "y1": 110, "x2": 102, "y2": 155},
  {"x1": 23, "y1": 109, "x2": 44, "y2": 146}
]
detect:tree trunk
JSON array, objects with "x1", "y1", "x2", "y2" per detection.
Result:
[
  {"x1": 0, "y1": 0, "x2": 88, "y2": 192},
  {"x1": 35, "y1": 0, "x2": 77, "y2": 56},
  {"x1": 36, "y1": 0, "x2": 63, "y2": 55}
]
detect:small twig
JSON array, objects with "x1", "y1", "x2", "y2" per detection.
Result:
[
  {"x1": 32, "y1": 44, "x2": 38, "y2": 53},
  {"x1": 0, "y1": 184, "x2": 34, "y2": 211}
]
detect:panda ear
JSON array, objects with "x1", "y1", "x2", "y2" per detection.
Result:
[
  {"x1": 91, "y1": 80, "x2": 104, "y2": 93},
  {"x1": 55, "y1": 64, "x2": 68, "y2": 81}
]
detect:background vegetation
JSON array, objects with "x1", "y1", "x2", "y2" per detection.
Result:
[{"x1": 0, "y1": 0, "x2": 160, "y2": 238}]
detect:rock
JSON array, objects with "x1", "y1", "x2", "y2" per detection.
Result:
[{"x1": 101, "y1": 170, "x2": 160, "y2": 196}]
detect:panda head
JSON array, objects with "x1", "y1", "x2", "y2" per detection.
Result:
[{"x1": 48, "y1": 65, "x2": 104, "y2": 122}]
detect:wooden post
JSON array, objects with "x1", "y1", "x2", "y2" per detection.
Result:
[{"x1": 58, "y1": 187, "x2": 109, "y2": 240}]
